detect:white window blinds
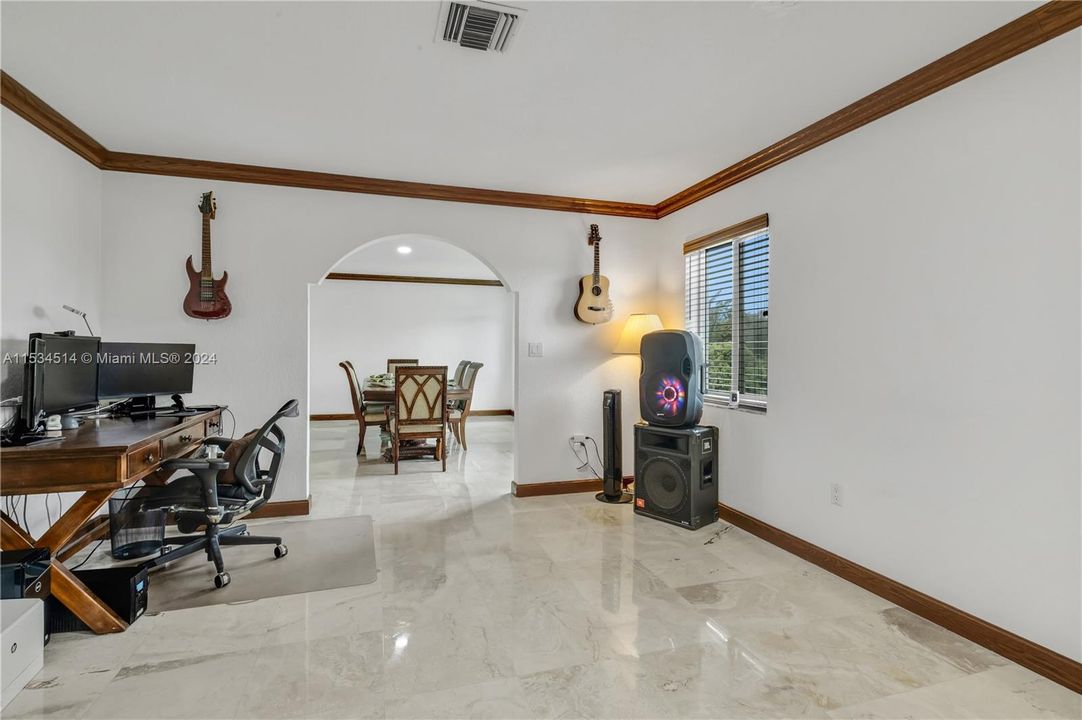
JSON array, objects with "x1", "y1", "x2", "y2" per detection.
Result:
[{"x1": 684, "y1": 214, "x2": 769, "y2": 409}]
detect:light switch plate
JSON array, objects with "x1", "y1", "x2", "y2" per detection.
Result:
[{"x1": 528, "y1": 342, "x2": 543, "y2": 357}]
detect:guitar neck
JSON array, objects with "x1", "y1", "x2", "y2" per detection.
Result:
[
  {"x1": 593, "y1": 241, "x2": 600, "y2": 284},
  {"x1": 201, "y1": 215, "x2": 213, "y2": 278}
]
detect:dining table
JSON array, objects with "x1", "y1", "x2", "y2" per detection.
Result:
[
  {"x1": 361, "y1": 377, "x2": 472, "y2": 405},
  {"x1": 361, "y1": 376, "x2": 473, "y2": 461}
]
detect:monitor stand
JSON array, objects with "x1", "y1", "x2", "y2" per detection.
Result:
[{"x1": 128, "y1": 395, "x2": 157, "y2": 419}]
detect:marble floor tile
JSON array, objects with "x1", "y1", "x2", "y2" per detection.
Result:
[
  {"x1": 234, "y1": 631, "x2": 385, "y2": 719},
  {"x1": 382, "y1": 614, "x2": 515, "y2": 697},
  {"x1": 735, "y1": 609, "x2": 994, "y2": 710},
  {"x1": 12, "y1": 418, "x2": 1077, "y2": 720},
  {"x1": 674, "y1": 566, "x2": 895, "y2": 633},
  {"x1": 827, "y1": 664, "x2": 1082, "y2": 719},
  {"x1": 262, "y1": 582, "x2": 384, "y2": 646},
  {"x1": 80, "y1": 650, "x2": 248, "y2": 719},
  {"x1": 385, "y1": 678, "x2": 534, "y2": 719}
]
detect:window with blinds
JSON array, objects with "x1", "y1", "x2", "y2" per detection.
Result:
[{"x1": 684, "y1": 214, "x2": 769, "y2": 409}]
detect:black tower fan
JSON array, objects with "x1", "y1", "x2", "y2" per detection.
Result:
[{"x1": 596, "y1": 389, "x2": 631, "y2": 503}]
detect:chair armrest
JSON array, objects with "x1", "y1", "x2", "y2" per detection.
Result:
[{"x1": 161, "y1": 457, "x2": 230, "y2": 472}]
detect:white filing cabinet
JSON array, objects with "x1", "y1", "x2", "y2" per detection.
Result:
[{"x1": 1, "y1": 598, "x2": 44, "y2": 710}]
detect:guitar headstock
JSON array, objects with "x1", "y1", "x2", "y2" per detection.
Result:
[
  {"x1": 198, "y1": 191, "x2": 217, "y2": 219},
  {"x1": 587, "y1": 224, "x2": 601, "y2": 246}
]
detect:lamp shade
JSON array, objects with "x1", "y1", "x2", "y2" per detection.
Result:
[{"x1": 613, "y1": 313, "x2": 664, "y2": 354}]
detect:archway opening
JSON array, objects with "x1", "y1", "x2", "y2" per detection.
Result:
[{"x1": 306, "y1": 234, "x2": 517, "y2": 514}]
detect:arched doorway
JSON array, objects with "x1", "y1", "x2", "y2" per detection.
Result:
[{"x1": 306, "y1": 234, "x2": 518, "y2": 514}]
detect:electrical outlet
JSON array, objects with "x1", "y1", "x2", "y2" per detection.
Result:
[
  {"x1": 571, "y1": 434, "x2": 587, "y2": 444},
  {"x1": 830, "y1": 483, "x2": 843, "y2": 507},
  {"x1": 528, "y1": 342, "x2": 543, "y2": 357}
]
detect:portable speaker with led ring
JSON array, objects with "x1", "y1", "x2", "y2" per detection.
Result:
[{"x1": 639, "y1": 330, "x2": 704, "y2": 427}]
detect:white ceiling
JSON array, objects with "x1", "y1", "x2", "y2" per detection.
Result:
[
  {"x1": 1, "y1": 1, "x2": 1036, "y2": 204},
  {"x1": 330, "y1": 235, "x2": 498, "y2": 279}
]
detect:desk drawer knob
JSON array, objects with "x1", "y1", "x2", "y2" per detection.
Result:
[
  {"x1": 145, "y1": 452, "x2": 156, "y2": 464},
  {"x1": 179, "y1": 434, "x2": 193, "y2": 443}
]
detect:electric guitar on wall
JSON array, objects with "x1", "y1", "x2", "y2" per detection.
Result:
[
  {"x1": 574, "y1": 224, "x2": 614, "y2": 325},
  {"x1": 183, "y1": 191, "x2": 232, "y2": 320}
]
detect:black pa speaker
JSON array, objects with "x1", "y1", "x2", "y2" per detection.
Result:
[
  {"x1": 634, "y1": 423, "x2": 718, "y2": 530},
  {"x1": 639, "y1": 330, "x2": 704, "y2": 427}
]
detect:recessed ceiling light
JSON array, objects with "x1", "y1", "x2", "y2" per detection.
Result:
[{"x1": 397, "y1": 246, "x2": 412, "y2": 255}]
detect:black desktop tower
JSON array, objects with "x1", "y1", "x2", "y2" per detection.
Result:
[
  {"x1": 634, "y1": 423, "x2": 718, "y2": 530},
  {"x1": 48, "y1": 566, "x2": 149, "y2": 634},
  {"x1": 639, "y1": 330, "x2": 704, "y2": 428},
  {"x1": 597, "y1": 389, "x2": 631, "y2": 504},
  {"x1": 1, "y1": 548, "x2": 53, "y2": 644}
]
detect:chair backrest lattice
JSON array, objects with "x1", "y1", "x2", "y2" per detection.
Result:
[{"x1": 395, "y1": 365, "x2": 448, "y2": 426}]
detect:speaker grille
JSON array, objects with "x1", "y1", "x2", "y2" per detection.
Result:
[{"x1": 640, "y1": 455, "x2": 687, "y2": 513}]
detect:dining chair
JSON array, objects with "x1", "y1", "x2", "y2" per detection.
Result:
[
  {"x1": 386, "y1": 365, "x2": 448, "y2": 474},
  {"x1": 449, "y1": 360, "x2": 470, "y2": 410},
  {"x1": 339, "y1": 361, "x2": 389, "y2": 456},
  {"x1": 452, "y1": 360, "x2": 470, "y2": 388},
  {"x1": 386, "y1": 358, "x2": 419, "y2": 374},
  {"x1": 448, "y1": 361, "x2": 483, "y2": 451}
]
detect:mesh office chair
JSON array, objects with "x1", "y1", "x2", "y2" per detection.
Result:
[{"x1": 140, "y1": 399, "x2": 299, "y2": 589}]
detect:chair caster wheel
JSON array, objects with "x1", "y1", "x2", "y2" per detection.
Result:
[
  {"x1": 273, "y1": 544, "x2": 288, "y2": 559},
  {"x1": 214, "y1": 572, "x2": 231, "y2": 589}
]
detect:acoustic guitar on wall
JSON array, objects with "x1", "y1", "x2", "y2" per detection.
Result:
[
  {"x1": 183, "y1": 191, "x2": 232, "y2": 320},
  {"x1": 574, "y1": 224, "x2": 614, "y2": 325}
]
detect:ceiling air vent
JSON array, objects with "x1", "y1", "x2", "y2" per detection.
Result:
[{"x1": 438, "y1": 1, "x2": 524, "y2": 53}]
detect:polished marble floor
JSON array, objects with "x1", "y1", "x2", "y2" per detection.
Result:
[{"x1": 6, "y1": 418, "x2": 1079, "y2": 719}]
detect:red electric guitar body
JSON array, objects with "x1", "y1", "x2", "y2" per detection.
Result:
[{"x1": 183, "y1": 191, "x2": 232, "y2": 320}]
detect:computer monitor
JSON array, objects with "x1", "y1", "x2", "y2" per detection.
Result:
[
  {"x1": 21, "y1": 334, "x2": 101, "y2": 426},
  {"x1": 98, "y1": 342, "x2": 195, "y2": 399}
]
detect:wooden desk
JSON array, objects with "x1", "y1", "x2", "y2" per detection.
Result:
[{"x1": 0, "y1": 410, "x2": 223, "y2": 633}]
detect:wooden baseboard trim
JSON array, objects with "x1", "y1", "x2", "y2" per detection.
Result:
[
  {"x1": 717, "y1": 503, "x2": 1082, "y2": 694},
  {"x1": 512, "y1": 475, "x2": 633, "y2": 498},
  {"x1": 311, "y1": 409, "x2": 513, "y2": 421},
  {"x1": 249, "y1": 496, "x2": 311, "y2": 519}
]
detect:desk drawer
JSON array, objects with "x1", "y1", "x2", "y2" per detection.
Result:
[
  {"x1": 162, "y1": 424, "x2": 205, "y2": 458},
  {"x1": 126, "y1": 443, "x2": 161, "y2": 477}
]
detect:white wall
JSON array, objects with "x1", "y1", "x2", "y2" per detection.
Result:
[
  {"x1": 5, "y1": 24, "x2": 1078, "y2": 665},
  {"x1": 656, "y1": 31, "x2": 1081, "y2": 661},
  {"x1": 1, "y1": 108, "x2": 104, "y2": 536},
  {"x1": 99, "y1": 177, "x2": 660, "y2": 503},
  {"x1": 310, "y1": 277, "x2": 514, "y2": 414}
]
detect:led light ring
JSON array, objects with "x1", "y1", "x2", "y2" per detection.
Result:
[{"x1": 652, "y1": 373, "x2": 686, "y2": 417}]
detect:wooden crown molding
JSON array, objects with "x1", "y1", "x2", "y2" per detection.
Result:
[
  {"x1": 324, "y1": 272, "x2": 503, "y2": 287},
  {"x1": 3, "y1": 2, "x2": 1080, "y2": 219},
  {"x1": 655, "y1": 1, "x2": 1082, "y2": 218},
  {"x1": 0, "y1": 70, "x2": 106, "y2": 167},
  {"x1": 100, "y1": 151, "x2": 658, "y2": 218},
  {"x1": 0, "y1": 71, "x2": 653, "y2": 219}
]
